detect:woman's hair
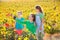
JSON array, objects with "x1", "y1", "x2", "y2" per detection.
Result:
[
  {"x1": 31, "y1": 14, "x2": 35, "y2": 22},
  {"x1": 35, "y1": 6, "x2": 43, "y2": 13}
]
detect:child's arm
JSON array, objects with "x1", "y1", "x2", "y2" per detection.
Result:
[
  {"x1": 41, "y1": 18, "x2": 44, "y2": 26},
  {"x1": 40, "y1": 18, "x2": 44, "y2": 33},
  {"x1": 40, "y1": 14, "x2": 44, "y2": 30}
]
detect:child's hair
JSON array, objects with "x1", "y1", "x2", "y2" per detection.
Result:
[
  {"x1": 17, "y1": 11, "x2": 22, "y2": 15},
  {"x1": 35, "y1": 6, "x2": 43, "y2": 13},
  {"x1": 31, "y1": 14, "x2": 35, "y2": 22}
]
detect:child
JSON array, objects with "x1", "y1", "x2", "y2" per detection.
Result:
[
  {"x1": 16, "y1": 14, "x2": 37, "y2": 35},
  {"x1": 14, "y1": 11, "x2": 25, "y2": 36},
  {"x1": 35, "y1": 6, "x2": 44, "y2": 40}
]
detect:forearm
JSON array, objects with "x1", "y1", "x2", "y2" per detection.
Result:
[
  {"x1": 16, "y1": 19, "x2": 26, "y2": 24},
  {"x1": 42, "y1": 18, "x2": 44, "y2": 24},
  {"x1": 40, "y1": 19, "x2": 44, "y2": 30}
]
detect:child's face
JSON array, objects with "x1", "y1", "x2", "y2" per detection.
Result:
[
  {"x1": 17, "y1": 12, "x2": 22, "y2": 18},
  {"x1": 36, "y1": 9, "x2": 40, "y2": 13},
  {"x1": 29, "y1": 15, "x2": 33, "y2": 21}
]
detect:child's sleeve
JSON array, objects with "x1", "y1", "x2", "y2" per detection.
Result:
[{"x1": 40, "y1": 13, "x2": 44, "y2": 19}]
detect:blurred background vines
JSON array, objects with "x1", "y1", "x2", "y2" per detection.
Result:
[{"x1": 0, "y1": 0, "x2": 60, "y2": 40}]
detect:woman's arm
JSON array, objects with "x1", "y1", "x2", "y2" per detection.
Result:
[{"x1": 16, "y1": 19, "x2": 27, "y2": 24}]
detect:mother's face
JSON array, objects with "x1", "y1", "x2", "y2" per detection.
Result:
[{"x1": 29, "y1": 15, "x2": 34, "y2": 21}]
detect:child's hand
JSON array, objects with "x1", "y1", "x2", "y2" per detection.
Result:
[
  {"x1": 40, "y1": 27, "x2": 42, "y2": 30},
  {"x1": 14, "y1": 28, "x2": 16, "y2": 32}
]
